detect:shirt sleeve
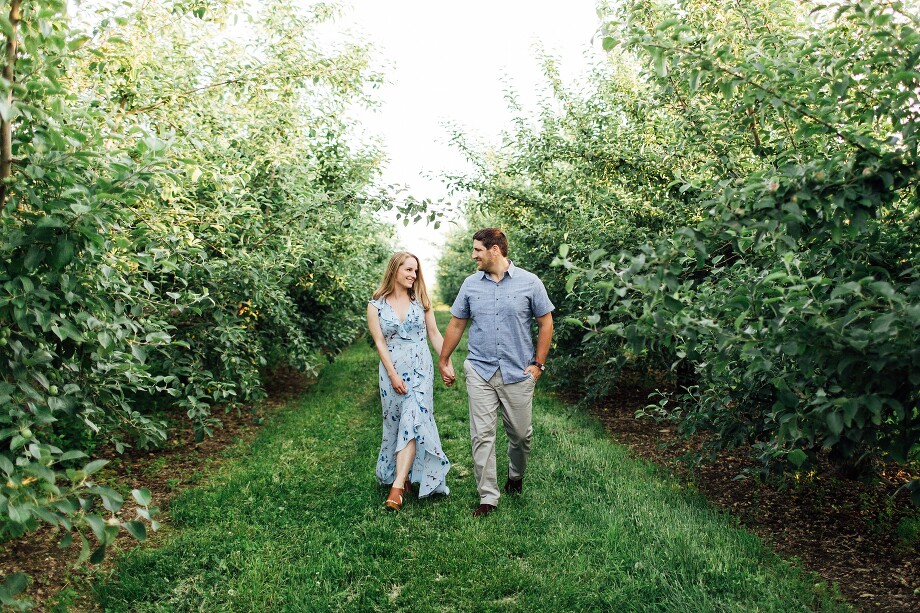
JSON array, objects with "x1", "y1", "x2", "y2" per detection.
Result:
[
  {"x1": 531, "y1": 279, "x2": 555, "y2": 317},
  {"x1": 450, "y1": 279, "x2": 471, "y2": 319}
]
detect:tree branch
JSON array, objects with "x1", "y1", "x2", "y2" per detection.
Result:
[{"x1": 0, "y1": 0, "x2": 21, "y2": 209}]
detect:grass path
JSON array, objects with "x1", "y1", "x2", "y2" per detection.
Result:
[{"x1": 95, "y1": 312, "x2": 847, "y2": 612}]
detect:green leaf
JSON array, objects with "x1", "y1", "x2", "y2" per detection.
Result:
[
  {"x1": 84, "y1": 514, "x2": 106, "y2": 541},
  {"x1": 50, "y1": 239, "x2": 75, "y2": 270},
  {"x1": 124, "y1": 521, "x2": 147, "y2": 541},
  {"x1": 654, "y1": 53, "x2": 669, "y2": 77},
  {"x1": 565, "y1": 271, "x2": 580, "y2": 294},
  {"x1": 59, "y1": 450, "x2": 88, "y2": 462},
  {"x1": 31, "y1": 506, "x2": 60, "y2": 525},
  {"x1": 131, "y1": 488, "x2": 152, "y2": 506},
  {"x1": 826, "y1": 412, "x2": 844, "y2": 436},
  {"x1": 602, "y1": 36, "x2": 616, "y2": 52},
  {"x1": 655, "y1": 18, "x2": 681, "y2": 31},
  {"x1": 68, "y1": 35, "x2": 91, "y2": 50},
  {"x1": 145, "y1": 331, "x2": 172, "y2": 344},
  {"x1": 8, "y1": 504, "x2": 30, "y2": 524},
  {"x1": 23, "y1": 463, "x2": 55, "y2": 484},
  {"x1": 588, "y1": 248, "x2": 607, "y2": 264},
  {"x1": 663, "y1": 295, "x2": 683, "y2": 312},
  {"x1": 0, "y1": 455, "x2": 14, "y2": 476},
  {"x1": 23, "y1": 247, "x2": 44, "y2": 271},
  {"x1": 89, "y1": 485, "x2": 124, "y2": 512},
  {"x1": 90, "y1": 545, "x2": 107, "y2": 564},
  {"x1": 82, "y1": 459, "x2": 108, "y2": 476},
  {"x1": 75, "y1": 534, "x2": 91, "y2": 565},
  {"x1": 0, "y1": 572, "x2": 28, "y2": 603},
  {"x1": 558, "y1": 244, "x2": 570, "y2": 258},
  {"x1": 787, "y1": 449, "x2": 807, "y2": 467},
  {"x1": 97, "y1": 330, "x2": 112, "y2": 349}
]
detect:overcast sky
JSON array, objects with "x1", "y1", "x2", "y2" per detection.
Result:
[{"x1": 337, "y1": 1, "x2": 604, "y2": 275}]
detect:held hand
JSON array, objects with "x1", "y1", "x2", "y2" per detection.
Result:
[
  {"x1": 439, "y1": 360, "x2": 456, "y2": 387},
  {"x1": 389, "y1": 372, "x2": 408, "y2": 395},
  {"x1": 524, "y1": 365, "x2": 543, "y2": 383}
]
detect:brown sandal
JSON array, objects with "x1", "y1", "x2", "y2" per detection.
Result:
[{"x1": 385, "y1": 484, "x2": 405, "y2": 511}]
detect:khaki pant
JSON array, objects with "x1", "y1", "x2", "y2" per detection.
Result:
[{"x1": 464, "y1": 360, "x2": 535, "y2": 506}]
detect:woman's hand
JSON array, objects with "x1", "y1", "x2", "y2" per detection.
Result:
[
  {"x1": 389, "y1": 372, "x2": 408, "y2": 395},
  {"x1": 440, "y1": 361, "x2": 455, "y2": 387}
]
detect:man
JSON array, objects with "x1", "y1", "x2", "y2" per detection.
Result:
[{"x1": 438, "y1": 228, "x2": 554, "y2": 517}]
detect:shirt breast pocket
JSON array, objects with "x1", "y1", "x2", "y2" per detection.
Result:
[
  {"x1": 505, "y1": 295, "x2": 530, "y2": 317},
  {"x1": 469, "y1": 295, "x2": 485, "y2": 317}
]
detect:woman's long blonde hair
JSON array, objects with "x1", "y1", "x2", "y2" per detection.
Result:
[{"x1": 372, "y1": 252, "x2": 432, "y2": 311}]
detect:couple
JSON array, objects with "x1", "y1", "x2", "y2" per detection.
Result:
[{"x1": 366, "y1": 228, "x2": 554, "y2": 517}]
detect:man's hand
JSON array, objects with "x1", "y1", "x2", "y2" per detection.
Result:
[
  {"x1": 438, "y1": 316, "x2": 467, "y2": 388},
  {"x1": 439, "y1": 360, "x2": 456, "y2": 387},
  {"x1": 524, "y1": 364, "x2": 543, "y2": 383}
]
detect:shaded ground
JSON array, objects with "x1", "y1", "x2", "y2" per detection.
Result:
[
  {"x1": 0, "y1": 366, "x2": 310, "y2": 612},
  {"x1": 585, "y1": 384, "x2": 920, "y2": 613}
]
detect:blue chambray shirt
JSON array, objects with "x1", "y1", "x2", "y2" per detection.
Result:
[{"x1": 450, "y1": 261, "x2": 555, "y2": 384}]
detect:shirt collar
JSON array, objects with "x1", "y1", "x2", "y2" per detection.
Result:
[{"x1": 478, "y1": 260, "x2": 516, "y2": 281}]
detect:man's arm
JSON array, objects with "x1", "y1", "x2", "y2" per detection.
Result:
[
  {"x1": 524, "y1": 312, "x2": 554, "y2": 382},
  {"x1": 438, "y1": 316, "x2": 468, "y2": 386}
]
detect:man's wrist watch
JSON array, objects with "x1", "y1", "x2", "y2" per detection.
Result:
[{"x1": 531, "y1": 360, "x2": 545, "y2": 372}]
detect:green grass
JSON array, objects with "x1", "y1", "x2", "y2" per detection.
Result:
[{"x1": 95, "y1": 312, "x2": 848, "y2": 612}]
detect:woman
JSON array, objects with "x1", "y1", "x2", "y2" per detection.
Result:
[{"x1": 368, "y1": 252, "x2": 452, "y2": 510}]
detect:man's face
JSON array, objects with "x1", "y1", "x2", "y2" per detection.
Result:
[{"x1": 472, "y1": 240, "x2": 496, "y2": 271}]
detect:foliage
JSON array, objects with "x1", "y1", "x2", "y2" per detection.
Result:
[
  {"x1": 444, "y1": 0, "x2": 920, "y2": 490},
  {"x1": 0, "y1": 0, "x2": 392, "y2": 591},
  {"x1": 435, "y1": 210, "x2": 490, "y2": 305},
  {"x1": 442, "y1": 54, "x2": 701, "y2": 402}
]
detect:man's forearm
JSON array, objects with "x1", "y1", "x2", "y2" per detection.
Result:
[
  {"x1": 439, "y1": 317, "x2": 466, "y2": 365},
  {"x1": 534, "y1": 314, "x2": 553, "y2": 364}
]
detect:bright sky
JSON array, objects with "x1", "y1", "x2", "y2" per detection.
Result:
[{"x1": 338, "y1": 1, "x2": 604, "y2": 276}]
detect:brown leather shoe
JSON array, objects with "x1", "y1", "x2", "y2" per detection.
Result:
[
  {"x1": 503, "y1": 477, "x2": 523, "y2": 495},
  {"x1": 403, "y1": 479, "x2": 414, "y2": 497},
  {"x1": 472, "y1": 503, "x2": 497, "y2": 517},
  {"x1": 385, "y1": 485, "x2": 405, "y2": 511}
]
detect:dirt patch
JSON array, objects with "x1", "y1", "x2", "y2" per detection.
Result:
[
  {"x1": 0, "y1": 365, "x2": 311, "y2": 612},
  {"x1": 587, "y1": 387, "x2": 920, "y2": 613}
]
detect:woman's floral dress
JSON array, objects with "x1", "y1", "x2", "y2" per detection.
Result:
[{"x1": 371, "y1": 297, "x2": 450, "y2": 497}]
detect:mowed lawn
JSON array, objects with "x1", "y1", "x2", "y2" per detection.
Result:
[{"x1": 95, "y1": 310, "x2": 848, "y2": 612}]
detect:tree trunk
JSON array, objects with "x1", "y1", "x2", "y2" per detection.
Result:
[{"x1": 0, "y1": 0, "x2": 21, "y2": 208}]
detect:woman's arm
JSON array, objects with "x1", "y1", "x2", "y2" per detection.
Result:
[
  {"x1": 424, "y1": 308, "x2": 445, "y2": 355},
  {"x1": 367, "y1": 303, "x2": 407, "y2": 395}
]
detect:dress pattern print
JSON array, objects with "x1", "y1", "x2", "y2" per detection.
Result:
[{"x1": 371, "y1": 297, "x2": 450, "y2": 497}]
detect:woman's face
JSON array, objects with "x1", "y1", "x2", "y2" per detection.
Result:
[{"x1": 396, "y1": 257, "x2": 418, "y2": 290}]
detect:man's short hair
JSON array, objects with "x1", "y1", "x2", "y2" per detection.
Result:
[{"x1": 473, "y1": 227, "x2": 508, "y2": 256}]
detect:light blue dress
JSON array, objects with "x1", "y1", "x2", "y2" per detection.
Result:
[{"x1": 371, "y1": 297, "x2": 450, "y2": 497}]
